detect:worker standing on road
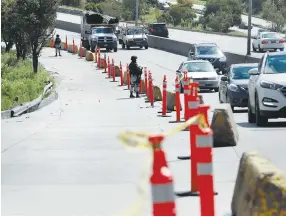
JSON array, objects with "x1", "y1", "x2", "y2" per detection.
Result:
[
  {"x1": 54, "y1": 34, "x2": 62, "y2": 57},
  {"x1": 129, "y1": 56, "x2": 142, "y2": 98}
]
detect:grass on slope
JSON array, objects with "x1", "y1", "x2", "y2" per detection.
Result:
[{"x1": 1, "y1": 51, "x2": 55, "y2": 111}]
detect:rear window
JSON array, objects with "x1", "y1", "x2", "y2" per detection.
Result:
[
  {"x1": 151, "y1": 24, "x2": 166, "y2": 29},
  {"x1": 92, "y1": 28, "x2": 113, "y2": 34},
  {"x1": 197, "y1": 46, "x2": 223, "y2": 55},
  {"x1": 231, "y1": 66, "x2": 256, "y2": 79},
  {"x1": 262, "y1": 33, "x2": 280, "y2": 38}
]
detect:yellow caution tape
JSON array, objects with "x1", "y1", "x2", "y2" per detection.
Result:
[{"x1": 117, "y1": 113, "x2": 211, "y2": 215}]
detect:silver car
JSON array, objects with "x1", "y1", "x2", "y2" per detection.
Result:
[{"x1": 252, "y1": 31, "x2": 285, "y2": 52}]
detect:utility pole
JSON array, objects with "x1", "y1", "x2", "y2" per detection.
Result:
[
  {"x1": 135, "y1": 0, "x2": 139, "y2": 26},
  {"x1": 247, "y1": 0, "x2": 252, "y2": 55}
]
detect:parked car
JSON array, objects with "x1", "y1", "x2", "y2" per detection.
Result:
[
  {"x1": 248, "y1": 51, "x2": 286, "y2": 126},
  {"x1": 239, "y1": 21, "x2": 253, "y2": 29},
  {"x1": 176, "y1": 60, "x2": 219, "y2": 93},
  {"x1": 219, "y1": 63, "x2": 259, "y2": 111},
  {"x1": 147, "y1": 23, "x2": 169, "y2": 38},
  {"x1": 187, "y1": 43, "x2": 228, "y2": 74},
  {"x1": 252, "y1": 31, "x2": 285, "y2": 52}
]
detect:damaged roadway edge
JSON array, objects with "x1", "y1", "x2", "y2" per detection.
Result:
[{"x1": 1, "y1": 82, "x2": 57, "y2": 119}]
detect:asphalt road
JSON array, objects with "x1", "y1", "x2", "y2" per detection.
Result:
[
  {"x1": 56, "y1": 12, "x2": 285, "y2": 60},
  {"x1": 2, "y1": 28, "x2": 286, "y2": 215}
]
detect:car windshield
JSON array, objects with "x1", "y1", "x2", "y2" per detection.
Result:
[
  {"x1": 183, "y1": 62, "x2": 215, "y2": 72},
  {"x1": 231, "y1": 66, "x2": 256, "y2": 79},
  {"x1": 197, "y1": 46, "x2": 223, "y2": 55},
  {"x1": 265, "y1": 55, "x2": 286, "y2": 74},
  {"x1": 92, "y1": 28, "x2": 113, "y2": 34},
  {"x1": 127, "y1": 28, "x2": 144, "y2": 35},
  {"x1": 262, "y1": 33, "x2": 280, "y2": 38}
]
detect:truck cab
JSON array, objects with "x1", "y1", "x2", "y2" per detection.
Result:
[
  {"x1": 80, "y1": 11, "x2": 119, "y2": 52},
  {"x1": 118, "y1": 27, "x2": 148, "y2": 50},
  {"x1": 88, "y1": 26, "x2": 118, "y2": 52}
]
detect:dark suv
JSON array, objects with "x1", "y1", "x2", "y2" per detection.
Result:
[
  {"x1": 147, "y1": 23, "x2": 168, "y2": 38},
  {"x1": 187, "y1": 43, "x2": 228, "y2": 74}
]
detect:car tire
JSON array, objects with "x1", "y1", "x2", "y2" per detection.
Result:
[
  {"x1": 258, "y1": 45, "x2": 263, "y2": 52},
  {"x1": 145, "y1": 45, "x2": 148, "y2": 49},
  {"x1": 91, "y1": 46, "x2": 95, "y2": 52},
  {"x1": 214, "y1": 87, "x2": 219, "y2": 92},
  {"x1": 139, "y1": 46, "x2": 143, "y2": 49},
  {"x1": 248, "y1": 98, "x2": 256, "y2": 123},
  {"x1": 252, "y1": 44, "x2": 257, "y2": 52},
  {"x1": 114, "y1": 47, "x2": 118, "y2": 52},
  {"x1": 127, "y1": 45, "x2": 130, "y2": 50},
  {"x1": 122, "y1": 42, "x2": 125, "y2": 49},
  {"x1": 255, "y1": 95, "x2": 268, "y2": 126}
]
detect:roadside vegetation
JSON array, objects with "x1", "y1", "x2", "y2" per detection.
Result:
[
  {"x1": 1, "y1": 0, "x2": 58, "y2": 111},
  {"x1": 61, "y1": 0, "x2": 286, "y2": 34}
]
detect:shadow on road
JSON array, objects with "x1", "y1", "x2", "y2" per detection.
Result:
[{"x1": 237, "y1": 121, "x2": 286, "y2": 128}]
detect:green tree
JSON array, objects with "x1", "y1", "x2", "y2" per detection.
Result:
[
  {"x1": 157, "y1": 12, "x2": 174, "y2": 24},
  {"x1": 204, "y1": 0, "x2": 242, "y2": 27},
  {"x1": 261, "y1": 0, "x2": 286, "y2": 32},
  {"x1": 238, "y1": 0, "x2": 266, "y2": 15},
  {"x1": 15, "y1": 0, "x2": 60, "y2": 73},
  {"x1": 169, "y1": 4, "x2": 196, "y2": 26},
  {"x1": 207, "y1": 10, "x2": 232, "y2": 32},
  {"x1": 1, "y1": 0, "x2": 15, "y2": 52},
  {"x1": 121, "y1": 0, "x2": 149, "y2": 21}
]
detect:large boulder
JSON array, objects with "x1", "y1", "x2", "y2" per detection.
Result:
[
  {"x1": 166, "y1": 91, "x2": 182, "y2": 111},
  {"x1": 85, "y1": 51, "x2": 94, "y2": 61},
  {"x1": 153, "y1": 85, "x2": 162, "y2": 101},
  {"x1": 78, "y1": 47, "x2": 87, "y2": 57},
  {"x1": 210, "y1": 103, "x2": 239, "y2": 147},
  {"x1": 232, "y1": 151, "x2": 286, "y2": 216}
]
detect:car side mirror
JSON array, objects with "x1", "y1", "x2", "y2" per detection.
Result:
[
  {"x1": 220, "y1": 76, "x2": 228, "y2": 82},
  {"x1": 116, "y1": 30, "x2": 120, "y2": 34},
  {"x1": 123, "y1": 33, "x2": 126, "y2": 36},
  {"x1": 189, "y1": 52, "x2": 194, "y2": 56},
  {"x1": 85, "y1": 30, "x2": 91, "y2": 34},
  {"x1": 249, "y1": 68, "x2": 259, "y2": 75},
  {"x1": 176, "y1": 70, "x2": 181, "y2": 73}
]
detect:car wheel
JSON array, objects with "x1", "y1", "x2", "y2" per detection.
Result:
[
  {"x1": 258, "y1": 45, "x2": 263, "y2": 52},
  {"x1": 255, "y1": 95, "x2": 268, "y2": 126},
  {"x1": 91, "y1": 46, "x2": 95, "y2": 52},
  {"x1": 114, "y1": 47, "x2": 118, "y2": 52},
  {"x1": 145, "y1": 45, "x2": 148, "y2": 49},
  {"x1": 248, "y1": 98, "x2": 256, "y2": 123},
  {"x1": 127, "y1": 45, "x2": 130, "y2": 50},
  {"x1": 252, "y1": 44, "x2": 257, "y2": 52},
  {"x1": 122, "y1": 42, "x2": 125, "y2": 49},
  {"x1": 139, "y1": 46, "x2": 143, "y2": 49},
  {"x1": 214, "y1": 87, "x2": 219, "y2": 92}
]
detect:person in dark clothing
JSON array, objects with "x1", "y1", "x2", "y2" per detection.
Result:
[
  {"x1": 54, "y1": 34, "x2": 61, "y2": 57},
  {"x1": 129, "y1": 56, "x2": 142, "y2": 98}
]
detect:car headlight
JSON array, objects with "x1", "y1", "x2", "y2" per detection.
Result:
[
  {"x1": 219, "y1": 56, "x2": 227, "y2": 62},
  {"x1": 143, "y1": 38, "x2": 147, "y2": 40},
  {"x1": 229, "y1": 84, "x2": 239, "y2": 92},
  {"x1": 92, "y1": 37, "x2": 97, "y2": 41},
  {"x1": 113, "y1": 36, "x2": 117, "y2": 42},
  {"x1": 260, "y1": 81, "x2": 283, "y2": 90},
  {"x1": 208, "y1": 77, "x2": 218, "y2": 80},
  {"x1": 128, "y1": 38, "x2": 133, "y2": 41}
]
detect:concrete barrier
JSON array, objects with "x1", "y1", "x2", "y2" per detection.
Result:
[
  {"x1": 153, "y1": 85, "x2": 162, "y2": 101},
  {"x1": 78, "y1": 47, "x2": 87, "y2": 57},
  {"x1": 56, "y1": 20, "x2": 81, "y2": 33},
  {"x1": 231, "y1": 151, "x2": 286, "y2": 216},
  {"x1": 210, "y1": 103, "x2": 239, "y2": 147},
  {"x1": 146, "y1": 35, "x2": 260, "y2": 65},
  {"x1": 60, "y1": 42, "x2": 65, "y2": 50},
  {"x1": 86, "y1": 51, "x2": 94, "y2": 61}
]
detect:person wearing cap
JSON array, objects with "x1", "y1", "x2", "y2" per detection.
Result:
[
  {"x1": 129, "y1": 56, "x2": 142, "y2": 98},
  {"x1": 54, "y1": 34, "x2": 62, "y2": 57}
]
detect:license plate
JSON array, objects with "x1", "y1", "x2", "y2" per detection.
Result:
[
  {"x1": 104, "y1": 44, "x2": 108, "y2": 47},
  {"x1": 205, "y1": 84, "x2": 213, "y2": 86},
  {"x1": 271, "y1": 40, "x2": 276, "y2": 43}
]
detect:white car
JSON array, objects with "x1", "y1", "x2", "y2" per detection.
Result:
[
  {"x1": 248, "y1": 51, "x2": 286, "y2": 126},
  {"x1": 252, "y1": 31, "x2": 285, "y2": 52},
  {"x1": 176, "y1": 60, "x2": 219, "y2": 93}
]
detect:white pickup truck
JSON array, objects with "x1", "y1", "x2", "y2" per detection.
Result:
[{"x1": 118, "y1": 27, "x2": 148, "y2": 50}]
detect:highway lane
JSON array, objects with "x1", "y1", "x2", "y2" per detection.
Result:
[{"x1": 56, "y1": 12, "x2": 285, "y2": 60}]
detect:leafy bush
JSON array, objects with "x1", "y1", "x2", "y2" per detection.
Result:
[
  {"x1": 157, "y1": 13, "x2": 174, "y2": 24},
  {"x1": 1, "y1": 52, "x2": 54, "y2": 111},
  {"x1": 169, "y1": 4, "x2": 196, "y2": 26},
  {"x1": 85, "y1": 2, "x2": 103, "y2": 13},
  {"x1": 207, "y1": 10, "x2": 232, "y2": 33},
  {"x1": 204, "y1": 0, "x2": 242, "y2": 28}
]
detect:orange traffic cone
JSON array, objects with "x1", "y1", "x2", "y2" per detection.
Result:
[
  {"x1": 65, "y1": 35, "x2": 68, "y2": 50},
  {"x1": 149, "y1": 135, "x2": 176, "y2": 216}
]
